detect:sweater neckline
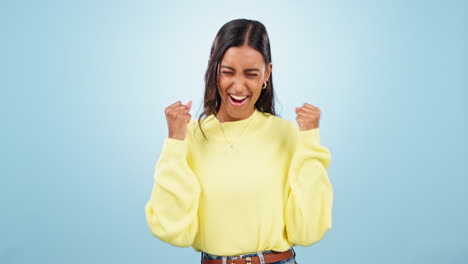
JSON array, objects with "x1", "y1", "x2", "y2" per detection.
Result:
[
  {"x1": 212, "y1": 108, "x2": 260, "y2": 126},
  {"x1": 203, "y1": 108, "x2": 262, "y2": 139}
]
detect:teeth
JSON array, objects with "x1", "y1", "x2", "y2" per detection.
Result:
[{"x1": 230, "y1": 94, "x2": 247, "y2": 100}]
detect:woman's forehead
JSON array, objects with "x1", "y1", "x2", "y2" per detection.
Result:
[{"x1": 221, "y1": 46, "x2": 264, "y2": 68}]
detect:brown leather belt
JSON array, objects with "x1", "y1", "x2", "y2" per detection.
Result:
[{"x1": 202, "y1": 249, "x2": 293, "y2": 264}]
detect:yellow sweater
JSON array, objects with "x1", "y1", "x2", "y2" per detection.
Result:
[{"x1": 144, "y1": 108, "x2": 333, "y2": 256}]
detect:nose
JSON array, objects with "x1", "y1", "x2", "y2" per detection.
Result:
[{"x1": 233, "y1": 75, "x2": 246, "y2": 94}]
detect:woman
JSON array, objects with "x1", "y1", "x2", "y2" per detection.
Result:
[{"x1": 144, "y1": 18, "x2": 333, "y2": 264}]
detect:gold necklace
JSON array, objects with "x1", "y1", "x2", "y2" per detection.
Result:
[{"x1": 217, "y1": 111, "x2": 255, "y2": 150}]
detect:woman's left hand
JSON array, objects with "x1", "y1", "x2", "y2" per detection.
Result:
[{"x1": 295, "y1": 103, "x2": 320, "y2": 131}]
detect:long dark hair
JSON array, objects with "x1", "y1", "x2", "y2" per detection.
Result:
[{"x1": 195, "y1": 18, "x2": 278, "y2": 142}]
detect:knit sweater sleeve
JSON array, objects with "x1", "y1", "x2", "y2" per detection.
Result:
[
  {"x1": 144, "y1": 122, "x2": 200, "y2": 247},
  {"x1": 284, "y1": 127, "x2": 333, "y2": 246}
]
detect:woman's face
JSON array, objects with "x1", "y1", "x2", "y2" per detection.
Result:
[{"x1": 216, "y1": 45, "x2": 272, "y2": 122}]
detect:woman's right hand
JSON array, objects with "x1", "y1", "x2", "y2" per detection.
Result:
[{"x1": 164, "y1": 100, "x2": 192, "y2": 141}]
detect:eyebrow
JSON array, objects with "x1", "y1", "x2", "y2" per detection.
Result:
[{"x1": 221, "y1": 65, "x2": 260, "y2": 72}]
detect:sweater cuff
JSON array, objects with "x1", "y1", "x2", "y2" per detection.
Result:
[
  {"x1": 297, "y1": 128, "x2": 321, "y2": 147},
  {"x1": 160, "y1": 137, "x2": 188, "y2": 162}
]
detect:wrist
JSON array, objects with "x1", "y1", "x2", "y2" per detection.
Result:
[{"x1": 168, "y1": 134, "x2": 186, "y2": 141}]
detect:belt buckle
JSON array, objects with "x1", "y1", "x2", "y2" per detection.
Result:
[{"x1": 230, "y1": 256, "x2": 251, "y2": 264}]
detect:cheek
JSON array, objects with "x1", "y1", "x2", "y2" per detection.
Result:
[
  {"x1": 218, "y1": 77, "x2": 229, "y2": 90},
  {"x1": 252, "y1": 88, "x2": 263, "y2": 98}
]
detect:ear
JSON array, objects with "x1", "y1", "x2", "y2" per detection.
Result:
[{"x1": 264, "y1": 62, "x2": 273, "y2": 82}]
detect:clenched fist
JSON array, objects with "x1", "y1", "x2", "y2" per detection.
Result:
[
  {"x1": 295, "y1": 103, "x2": 320, "y2": 131},
  {"x1": 165, "y1": 100, "x2": 192, "y2": 141}
]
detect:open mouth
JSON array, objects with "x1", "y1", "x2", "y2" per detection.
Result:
[{"x1": 229, "y1": 94, "x2": 249, "y2": 106}]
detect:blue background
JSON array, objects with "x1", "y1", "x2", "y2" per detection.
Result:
[{"x1": 2, "y1": 0, "x2": 467, "y2": 263}]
